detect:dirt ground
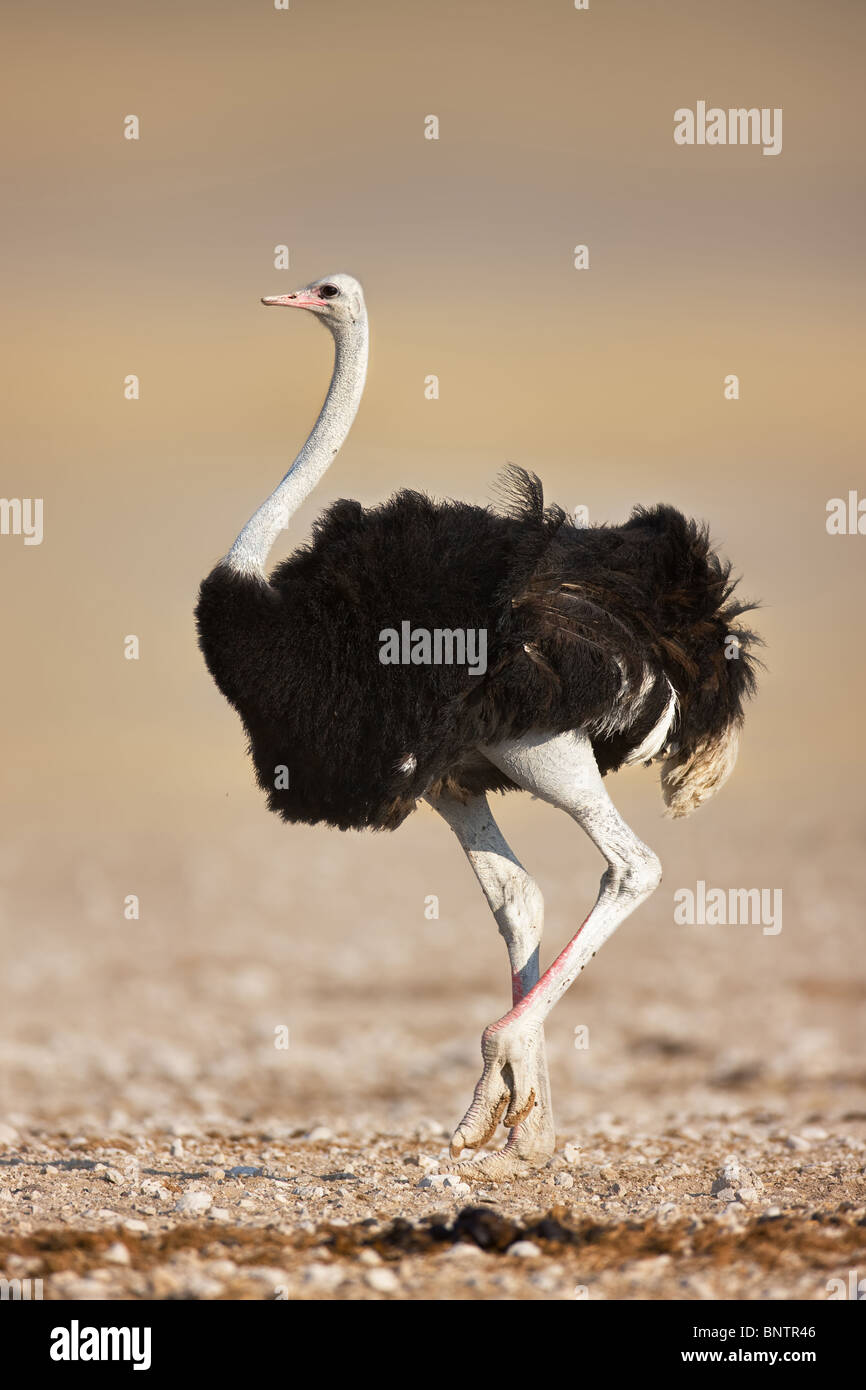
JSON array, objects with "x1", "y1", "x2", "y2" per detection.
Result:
[{"x1": 1, "y1": 788, "x2": 864, "y2": 1301}]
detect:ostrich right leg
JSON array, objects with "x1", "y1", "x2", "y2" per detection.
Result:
[
  {"x1": 448, "y1": 729, "x2": 662, "y2": 1181},
  {"x1": 426, "y1": 789, "x2": 555, "y2": 1174}
]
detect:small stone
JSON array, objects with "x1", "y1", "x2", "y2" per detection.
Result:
[
  {"x1": 149, "y1": 1266, "x2": 184, "y2": 1297},
  {"x1": 365, "y1": 1267, "x2": 399, "y2": 1293},
  {"x1": 508, "y1": 1240, "x2": 542, "y2": 1258},
  {"x1": 123, "y1": 1219, "x2": 148, "y2": 1233},
  {"x1": 179, "y1": 1272, "x2": 224, "y2": 1299},
  {"x1": 175, "y1": 1190, "x2": 213, "y2": 1216},
  {"x1": 714, "y1": 1187, "x2": 737, "y2": 1203},
  {"x1": 711, "y1": 1161, "x2": 742, "y2": 1194},
  {"x1": 104, "y1": 1242, "x2": 131, "y2": 1265},
  {"x1": 0, "y1": 1123, "x2": 20, "y2": 1146},
  {"x1": 104, "y1": 1168, "x2": 124, "y2": 1186},
  {"x1": 563, "y1": 1143, "x2": 581, "y2": 1165},
  {"x1": 205, "y1": 1167, "x2": 226, "y2": 1181},
  {"x1": 417, "y1": 1172, "x2": 470, "y2": 1192},
  {"x1": 358, "y1": 1249, "x2": 381, "y2": 1266},
  {"x1": 140, "y1": 1179, "x2": 172, "y2": 1202},
  {"x1": 554, "y1": 1173, "x2": 574, "y2": 1189},
  {"x1": 305, "y1": 1126, "x2": 334, "y2": 1142},
  {"x1": 715, "y1": 1202, "x2": 748, "y2": 1227},
  {"x1": 785, "y1": 1134, "x2": 811, "y2": 1152},
  {"x1": 736, "y1": 1187, "x2": 759, "y2": 1203},
  {"x1": 227, "y1": 1165, "x2": 262, "y2": 1178},
  {"x1": 799, "y1": 1126, "x2": 828, "y2": 1142},
  {"x1": 170, "y1": 1139, "x2": 185, "y2": 1158},
  {"x1": 210, "y1": 1207, "x2": 230, "y2": 1221},
  {"x1": 303, "y1": 1262, "x2": 343, "y2": 1290}
]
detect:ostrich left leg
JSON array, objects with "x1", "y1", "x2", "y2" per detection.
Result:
[
  {"x1": 449, "y1": 728, "x2": 662, "y2": 1180},
  {"x1": 425, "y1": 789, "x2": 555, "y2": 1173}
]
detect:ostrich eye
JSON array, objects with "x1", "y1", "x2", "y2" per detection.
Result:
[{"x1": 319, "y1": 284, "x2": 339, "y2": 299}]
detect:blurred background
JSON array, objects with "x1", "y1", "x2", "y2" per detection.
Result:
[{"x1": 0, "y1": 0, "x2": 863, "y2": 1137}]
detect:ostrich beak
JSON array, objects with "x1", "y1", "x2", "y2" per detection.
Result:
[{"x1": 261, "y1": 290, "x2": 325, "y2": 311}]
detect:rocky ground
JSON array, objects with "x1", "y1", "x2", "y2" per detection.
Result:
[
  {"x1": 1, "y1": 1117, "x2": 865, "y2": 1301},
  {"x1": 1, "y1": 795, "x2": 864, "y2": 1300}
]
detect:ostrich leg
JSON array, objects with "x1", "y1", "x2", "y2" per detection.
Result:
[
  {"x1": 426, "y1": 790, "x2": 555, "y2": 1176},
  {"x1": 448, "y1": 728, "x2": 662, "y2": 1181}
]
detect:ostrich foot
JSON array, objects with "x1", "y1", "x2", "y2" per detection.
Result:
[{"x1": 448, "y1": 1020, "x2": 555, "y2": 1180}]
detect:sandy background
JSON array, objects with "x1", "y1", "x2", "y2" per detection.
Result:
[{"x1": 1, "y1": 0, "x2": 864, "y2": 1299}]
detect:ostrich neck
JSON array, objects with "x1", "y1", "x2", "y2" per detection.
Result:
[{"x1": 226, "y1": 315, "x2": 368, "y2": 577}]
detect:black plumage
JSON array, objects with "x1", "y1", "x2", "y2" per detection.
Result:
[{"x1": 195, "y1": 467, "x2": 759, "y2": 831}]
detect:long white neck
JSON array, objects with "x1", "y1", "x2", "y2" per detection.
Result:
[{"x1": 226, "y1": 313, "x2": 368, "y2": 578}]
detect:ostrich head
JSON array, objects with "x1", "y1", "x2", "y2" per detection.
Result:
[{"x1": 262, "y1": 273, "x2": 365, "y2": 332}]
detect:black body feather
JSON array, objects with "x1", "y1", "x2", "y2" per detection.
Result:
[{"x1": 195, "y1": 469, "x2": 759, "y2": 830}]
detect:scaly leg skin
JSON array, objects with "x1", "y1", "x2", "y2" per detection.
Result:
[
  {"x1": 426, "y1": 790, "x2": 556, "y2": 1178},
  {"x1": 449, "y1": 1021, "x2": 555, "y2": 1179},
  {"x1": 443, "y1": 729, "x2": 662, "y2": 1181}
]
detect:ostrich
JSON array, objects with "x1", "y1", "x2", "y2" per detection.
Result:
[{"x1": 196, "y1": 273, "x2": 758, "y2": 1180}]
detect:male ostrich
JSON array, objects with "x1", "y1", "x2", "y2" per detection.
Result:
[{"x1": 196, "y1": 273, "x2": 758, "y2": 1179}]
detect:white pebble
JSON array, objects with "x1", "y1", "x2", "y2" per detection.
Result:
[
  {"x1": 554, "y1": 1173, "x2": 574, "y2": 1189},
  {"x1": 103, "y1": 1242, "x2": 131, "y2": 1265},
  {"x1": 175, "y1": 1190, "x2": 213, "y2": 1216},
  {"x1": 365, "y1": 1267, "x2": 399, "y2": 1293},
  {"x1": 785, "y1": 1134, "x2": 810, "y2": 1152},
  {"x1": 303, "y1": 1262, "x2": 343, "y2": 1290},
  {"x1": 508, "y1": 1241, "x2": 542, "y2": 1258},
  {"x1": 417, "y1": 1172, "x2": 470, "y2": 1192},
  {"x1": 711, "y1": 1162, "x2": 742, "y2": 1194},
  {"x1": 140, "y1": 1179, "x2": 172, "y2": 1202}
]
